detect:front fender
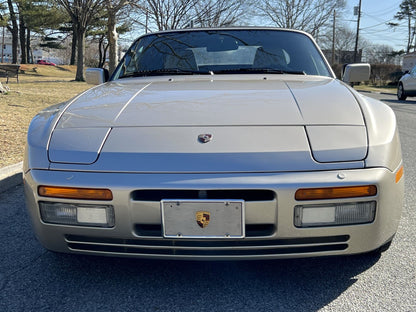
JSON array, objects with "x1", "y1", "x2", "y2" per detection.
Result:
[
  {"x1": 357, "y1": 94, "x2": 402, "y2": 171},
  {"x1": 24, "y1": 102, "x2": 68, "y2": 173}
]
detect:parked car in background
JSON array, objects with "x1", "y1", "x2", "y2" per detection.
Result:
[
  {"x1": 397, "y1": 65, "x2": 416, "y2": 100},
  {"x1": 36, "y1": 60, "x2": 56, "y2": 66},
  {"x1": 24, "y1": 27, "x2": 404, "y2": 260}
]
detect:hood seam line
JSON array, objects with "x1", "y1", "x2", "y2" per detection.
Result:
[{"x1": 113, "y1": 83, "x2": 152, "y2": 123}]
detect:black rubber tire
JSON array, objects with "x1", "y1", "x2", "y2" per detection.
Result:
[{"x1": 397, "y1": 83, "x2": 407, "y2": 101}]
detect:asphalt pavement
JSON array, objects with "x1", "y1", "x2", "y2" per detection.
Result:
[
  {"x1": 0, "y1": 92, "x2": 415, "y2": 312},
  {"x1": 0, "y1": 162, "x2": 22, "y2": 194}
]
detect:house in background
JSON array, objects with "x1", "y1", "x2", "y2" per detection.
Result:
[
  {"x1": 1, "y1": 31, "x2": 13, "y2": 63},
  {"x1": 401, "y1": 52, "x2": 416, "y2": 72},
  {"x1": 1, "y1": 29, "x2": 63, "y2": 64}
]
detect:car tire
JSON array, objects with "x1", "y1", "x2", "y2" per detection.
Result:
[{"x1": 397, "y1": 83, "x2": 407, "y2": 101}]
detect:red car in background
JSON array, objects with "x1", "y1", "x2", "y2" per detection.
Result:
[{"x1": 36, "y1": 60, "x2": 56, "y2": 66}]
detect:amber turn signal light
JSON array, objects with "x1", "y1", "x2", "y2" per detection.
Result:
[
  {"x1": 395, "y1": 166, "x2": 404, "y2": 183},
  {"x1": 38, "y1": 186, "x2": 113, "y2": 201},
  {"x1": 295, "y1": 185, "x2": 377, "y2": 201}
]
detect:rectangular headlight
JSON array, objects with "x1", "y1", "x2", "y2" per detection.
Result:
[
  {"x1": 294, "y1": 201, "x2": 376, "y2": 227},
  {"x1": 39, "y1": 202, "x2": 115, "y2": 227}
]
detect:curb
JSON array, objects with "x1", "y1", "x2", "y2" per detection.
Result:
[
  {"x1": 357, "y1": 90, "x2": 395, "y2": 96},
  {"x1": 0, "y1": 162, "x2": 23, "y2": 194}
]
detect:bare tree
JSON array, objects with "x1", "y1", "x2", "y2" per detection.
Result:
[
  {"x1": 131, "y1": 0, "x2": 249, "y2": 32},
  {"x1": 257, "y1": 0, "x2": 345, "y2": 37},
  {"x1": 319, "y1": 26, "x2": 366, "y2": 64},
  {"x1": 132, "y1": 0, "x2": 197, "y2": 31},
  {"x1": 55, "y1": 0, "x2": 104, "y2": 81},
  {"x1": 5, "y1": 0, "x2": 18, "y2": 64},
  {"x1": 151, "y1": 0, "x2": 195, "y2": 30},
  {"x1": 364, "y1": 44, "x2": 400, "y2": 65},
  {"x1": 105, "y1": 0, "x2": 128, "y2": 74},
  {"x1": 192, "y1": 0, "x2": 248, "y2": 27},
  {"x1": 320, "y1": 26, "x2": 355, "y2": 52}
]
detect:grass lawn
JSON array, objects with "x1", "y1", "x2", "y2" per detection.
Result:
[
  {"x1": 354, "y1": 84, "x2": 396, "y2": 95},
  {"x1": 0, "y1": 64, "x2": 90, "y2": 168}
]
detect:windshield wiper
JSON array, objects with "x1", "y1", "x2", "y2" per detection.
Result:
[
  {"x1": 119, "y1": 68, "x2": 211, "y2": 78},
  {"x1": 211, "y1": 68, "x2": 306, "y2": 75}
]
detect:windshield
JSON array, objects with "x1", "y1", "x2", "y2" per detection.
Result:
[{"x1": 112, "y1": 29, "x2": 332, "y2": 79}]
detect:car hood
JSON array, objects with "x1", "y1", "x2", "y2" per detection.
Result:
[{"x1": 48, "y1": 75, "x2": 367, "y2": 172}]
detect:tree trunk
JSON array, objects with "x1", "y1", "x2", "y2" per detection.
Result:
[
  {"x1": 7, "y1": 0, "x2": 19, "y2": 64},
  {"x1": 103, "y1": 44, "x2": 109, "y2": 68},
  {"x1": 70, "y1": 25, "x2": 77, "y2": 65},
  {"x1": 75, "y1": 29, "x2": 86, "y2": 81},
  {"x1": 19, "y1": 17, "x2": 27, "y2": 64},
  {"x1": 407, "y1": 15, "x2": 411, "y2": 53},
  {"x1": 27, "y1": 29, "x2": 32, "y2": 64},
  {"x1": 98, "y1": 36, "x2": 105, "y2": 68},
  {"x1": 413, "y1": 19, "x2": 416, "y2": 52},
  {"x1": 10, "y1": 28, "x2": 18, "y2": 64},
  {"x1": 107, "y1": 12, "x2": 118, "y2": 74}
]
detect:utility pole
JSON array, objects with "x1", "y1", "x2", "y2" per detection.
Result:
[
  {"x1": 145, "y1": 7, "x2": 149, "y2": 33},
  {"x1": 332, "y1": 10, "x2": 336, "y2": 65},
  {"x1": 353, "y1": 0, "x2": 362, "y2": 63},
  {"x1": 1, "y1": 26, "x2": 4, "y2": 63}
]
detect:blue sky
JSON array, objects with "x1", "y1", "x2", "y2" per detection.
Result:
[
  {"x1": 124, "y1": 1, "x2": 408, "y2": 52},
  {"x1": 344, "y1": 0, "x2": 407, "y2": 51}
]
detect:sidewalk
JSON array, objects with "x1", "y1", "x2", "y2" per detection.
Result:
[{"x1": 0, "y1": 162, "x2": 23, "y2": 193}]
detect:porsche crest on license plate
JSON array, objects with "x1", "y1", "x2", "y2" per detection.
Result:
[
  {"x1": 195, "y1": 211, "x2": 210, "y2": 228},
  {"x1": 161, "y1": 200, "x2": 245, "y2": 239}
]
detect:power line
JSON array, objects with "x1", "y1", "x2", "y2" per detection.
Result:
[
  {"x1": 362, "y1": 0, "x2": 401, "y2": 16},
  {"x1": 360, "y1": 19, "x2": 398, "y2": 30}
]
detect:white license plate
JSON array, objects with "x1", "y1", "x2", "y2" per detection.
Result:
[{"x1": 161, "y1": 200, "x2": 245, "y2": 239}]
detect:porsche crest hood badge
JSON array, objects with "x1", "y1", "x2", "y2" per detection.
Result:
[
  {"x1": 196, "y1": 211, "x2": 210, "y2": 228},
  {"x1": 198, "y1": 134, "x2": 213, "y2": 143}
]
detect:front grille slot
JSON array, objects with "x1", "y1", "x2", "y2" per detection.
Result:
[
  {"x1": 246, "y1": 224, "x2": 275, "y2": 237},
  {"x1": 134, "y1": 224, "x2": 275, "y2": 237},
  {"x1": 65, "y1": 235, "x2": 349, "y2": 257},
  {"x1": 131, "y1": 189, "x2": 275, "y2": 201},
  {"x1": 66, "y1": 243, "x2": 348, "y2": 255},
  {"x1": 135, "y1": 224, "x2": 162, "y2": 237}
]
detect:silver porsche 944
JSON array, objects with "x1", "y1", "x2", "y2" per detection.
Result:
[{"x1": 24, "y1": 28, "x2": 404, "y2": 260}]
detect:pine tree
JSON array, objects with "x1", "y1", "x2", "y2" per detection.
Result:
[{"x1": 395, "y1": 0, "x2": 416, "y2": 53}]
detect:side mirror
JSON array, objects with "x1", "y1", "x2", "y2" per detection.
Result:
[
  {"x1": 342, "y1": 63, "x2": 370, "y2": 84},
  {"x1": 86, "y1": 68, "x2": 109, "y2": 85}
]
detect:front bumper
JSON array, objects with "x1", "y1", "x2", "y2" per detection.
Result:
[{"x1": 24, "y1": 167, "x2": 403, "y2": 260}]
